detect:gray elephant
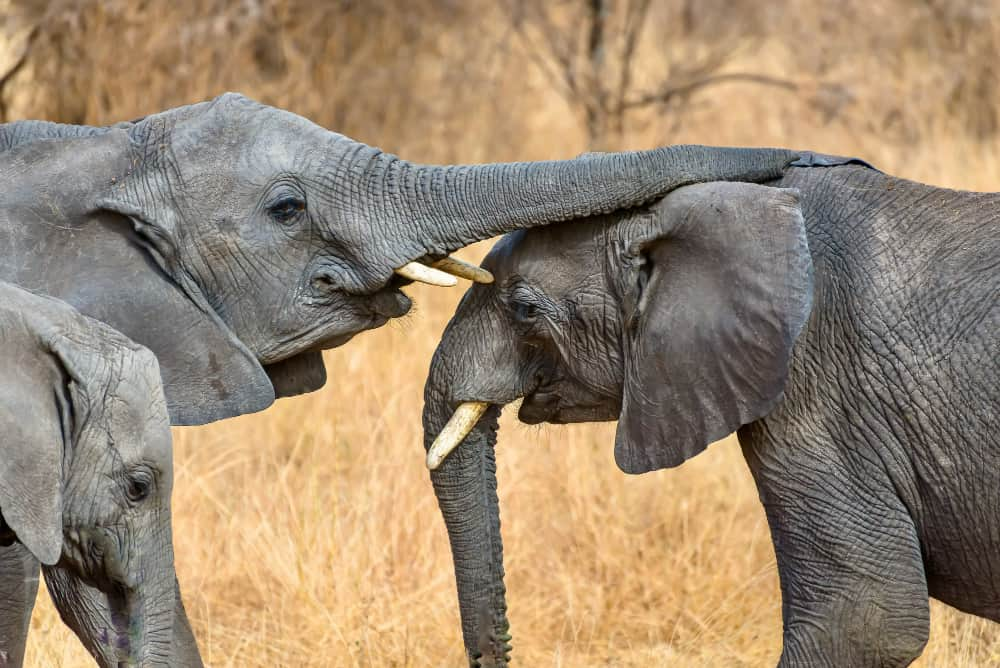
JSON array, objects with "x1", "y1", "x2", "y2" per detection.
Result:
[
  {"x1": 0, "y1": 95, "x2": 799, "y2": 426},
  {"x1": 423, "y1": 164, "x2": 999, "y2": 666},
  {"x1": 0, "y1": 282, "x2": 177, "y2": 666},
  {"x1": 0, "y1": 95, "x2": 802, "y2": 661}
]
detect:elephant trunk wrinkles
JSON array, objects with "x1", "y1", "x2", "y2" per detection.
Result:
[
  {"x1": 425, "y1": 396, "x2": 510, "y2": 667},
  {"x1": 395, "y1": 145, "x2": 799, "y2": 254},
  {"x1": 44, "y1": 519, "x2": 177, "y2": 667}
]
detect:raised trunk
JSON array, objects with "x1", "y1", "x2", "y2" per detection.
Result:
[
  {"x1": 393, "y1": 145, "x2": 798, "y2": 256},
  {"x1": 426, "y1": 402, "x2": 510, "y2": 667}
]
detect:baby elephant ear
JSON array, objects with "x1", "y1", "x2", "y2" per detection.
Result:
[
  {"x1": 0, "y1": 395, "x2": 63, "y2": 565},
  {"x1": 615, "y1": 182, "x2": 813, "y2": 474},
  {"x1": 0, "y1": 335, "x2": 88, "y2": 566}
]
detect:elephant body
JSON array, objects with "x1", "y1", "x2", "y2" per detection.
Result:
[
  {"x1": 0, "y1": 282, "x2": 180, "y2": 666},
  {"x1": 743, "y1": 164, "x2": 999, "y2": 664},
  {"x1": 424, "y1": 162, "x2": 999, "y2": 666}
]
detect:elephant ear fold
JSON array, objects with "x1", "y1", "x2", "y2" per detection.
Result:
[
  {"x1": 614, "y1": 182, "x2": 813, "y2": 474},
  {"x1": 49, "y1": 212, "x2": 276, "y2": 426}
]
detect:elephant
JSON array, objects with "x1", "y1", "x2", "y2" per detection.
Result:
[
  {"x1": 0, "y1": 96, "x2": 799, "y2": 427},
  {"x1": 422, "y1": 163, "x2": 1000, "y2": 666},
  {"x1": 0, "y1": 95, "x2": 802, "y2": 661},
  {"x1": 0, "y1": 282, "x2": 178, "y2": 666}
]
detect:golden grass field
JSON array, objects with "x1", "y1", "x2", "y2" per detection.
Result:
[
  {"x1": 22, "y1": 264, "x2": 1000, "y2": 668},
  {"x1": 5, "y1": 1, "x2": 1000, "y2": 665}
]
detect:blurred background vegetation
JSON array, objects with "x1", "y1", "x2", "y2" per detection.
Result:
[
  {"x1": 4, "y1": 1, "x2": 1000, "y2": 666},
  {"x1": 4, "y1": 0, "x2": 1000, "y2": 175}
]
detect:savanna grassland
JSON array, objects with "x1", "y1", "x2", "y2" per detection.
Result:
[{"x1": 4, "y1": 1, "x2": 1000, "y2": 665}]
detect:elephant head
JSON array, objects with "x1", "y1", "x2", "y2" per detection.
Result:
[
  {"x1": 0, "y1": 283, "x2": 178, "y2": 666},
  {"x1": 0, "y1": 94, "x2": 799, "y2": 424},
  {"x1": 422, "y1": 182, "x2": 814, "y2": 665}
]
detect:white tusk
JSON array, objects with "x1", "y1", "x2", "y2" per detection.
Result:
[
  {"x1": 432, "y1": 256, "x2": 495, "y2": 284},
  {"x1": 426, "y1": 401, "x2": 490, "y2": 470},
  {"x1": 394, "y1": 262, "x2": 457, "y2": 287}
]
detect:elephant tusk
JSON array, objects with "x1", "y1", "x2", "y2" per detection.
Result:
[
  {"x1": 432, "y1": 256, "x2": 494, "y2": 284},
  {"x1": 394, "y1": 262, "x2": 458, "y2": 287},
  {"x1": 426, "y1": 401, "x2": 489, "y2": 470}
]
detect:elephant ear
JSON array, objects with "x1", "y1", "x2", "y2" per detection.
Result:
[
  {"x1": 0, "y1": 327, "x2": 94, "y2": 566},
  {"x1": 0, "y1": 386, "x2": 63, "y2": 565},
  {"x1": 28, "y1": 212, "x2": 276, "y2": 426},
  {"x1": 614, "y1": 182, "x2": 813, "y2": 474}
]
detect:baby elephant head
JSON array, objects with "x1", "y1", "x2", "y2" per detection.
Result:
[
  {"x1": 422, "y1": 181, "x2": 813, "y2": 665},
  {"x1": 0, "y1": 285, "x2": 177, "y2": 667}
]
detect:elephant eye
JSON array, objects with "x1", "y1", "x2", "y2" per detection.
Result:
[
  {"x1": 268, "y1": 196, "x2": 305, "y2": 222},
  {"x1": 124, "y1": 468, "x2": 155, "y2": 504},
  {"x1": 510, "y1": 298, "x2": 538, "y2": 323}
]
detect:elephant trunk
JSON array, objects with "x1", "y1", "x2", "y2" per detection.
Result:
[
  {"x1": 425, "y1": 395, "x2": 510, "y2": 667},
  {"x1": 43, "y1": 516, "x2": 179, "y2": 667},
  {"x1": 421, "y1": 286, "x2": 528, "y2": 665},
  {"x1": 393, "y1": 145, "x2": 799, "y2": 255},
  {"x1": 335, "y1": 142, "x2": 797, "y2": 291}
]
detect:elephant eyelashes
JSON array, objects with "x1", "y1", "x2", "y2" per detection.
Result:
[
  {"x1": 123, "y1": 468, "x2": 155, "y2": 504},
  {"x1": 267, "y1": 196, "x2": 305, "y2": 223},
  {"x1": 510, "y1": 299, "x2": 537, "y2": 323}
]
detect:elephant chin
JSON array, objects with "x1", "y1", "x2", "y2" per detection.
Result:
[{"x1": 425, "y1": 403, "x2": 512, "y2": 667}]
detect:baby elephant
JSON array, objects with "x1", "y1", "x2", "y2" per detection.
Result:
[
  {"x1": 425, "y1": 173, "x2": 998, "y2": 666},
  {"x1": 0, "y1": 282, "x2": 179, "y2": 666}
]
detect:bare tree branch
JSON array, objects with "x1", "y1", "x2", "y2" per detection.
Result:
[
  {"x1": 526, "y1": 3, "x2": 581, "y2": 93},
  {"x1": 584, "y1": 0, "x2": 609, "y2": 144},
  {"x1": 501, "y1": 1, "x2": 581, "y2": 102},
  {"x1": 614, "y1": 0, "x2": 651, "y2": 134},
  {"x1": 622, "y1": 72, "x2": 797, "y2": 111}
]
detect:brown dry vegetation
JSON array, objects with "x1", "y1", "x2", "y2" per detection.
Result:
[{"x1": 3, "y1": 1, "x2": 1000, "y2": 665}]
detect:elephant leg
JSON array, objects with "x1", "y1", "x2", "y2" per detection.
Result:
[
  {"x1": 171, "y1": 577, "x2": 204, "y2": 668},
  {"x1": 743, "y1": 438, "x2": 929, "y2": 668},
  {"x1": 0, "y1": 543, "x2": 39, "y2": 667}
]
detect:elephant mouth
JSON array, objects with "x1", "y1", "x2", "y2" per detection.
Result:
[
  {"x1": 369, "y1": 287, "x2": 412, "y2": 319},
  {"x1": 519, "y1": 388, "x2": 618, "y2": 425},
  {"x1": 297, "y1": 292, "x2": 405, "y2": 353},
  {"x1": 518, "y1": 390, "x2": 559, "y2": 424}
]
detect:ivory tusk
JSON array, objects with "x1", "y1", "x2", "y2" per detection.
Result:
[
  {"x1": 394, "y1": 262, "x2": 458, "y2": 287},
  {"x1": 426, "y1": 401, "x2": 490, "y2": 470},
  {"x1": 432, "y1": 256, "x2": 495, "y2": 284}
]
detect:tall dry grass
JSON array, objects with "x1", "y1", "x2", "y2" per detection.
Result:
[{"x1": 5, "y1": 1, "x2": 1000, "y2": 665}]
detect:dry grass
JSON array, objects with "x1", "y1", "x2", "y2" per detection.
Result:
[
  {"x1": 6, "y1": 1, "x2": 1000, "y2": 665},
  {"x1": 22, "y1": 244, "x2": 1000, "y2": 667}
]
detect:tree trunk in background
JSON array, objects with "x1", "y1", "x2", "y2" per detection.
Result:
[{"x1": 584, "y1": 0, "x2": 610, "y2": 150}]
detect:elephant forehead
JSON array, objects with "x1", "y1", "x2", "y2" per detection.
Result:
[
  {"x1": 109, "y1": 355, "x2": 171, "y2": 453},
  {"x1": 169, "y1": 99, "x2": 329, "y2": 174},
  {"x1": 484, "y1": 224, "x2": 604, "y2": 290}
]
